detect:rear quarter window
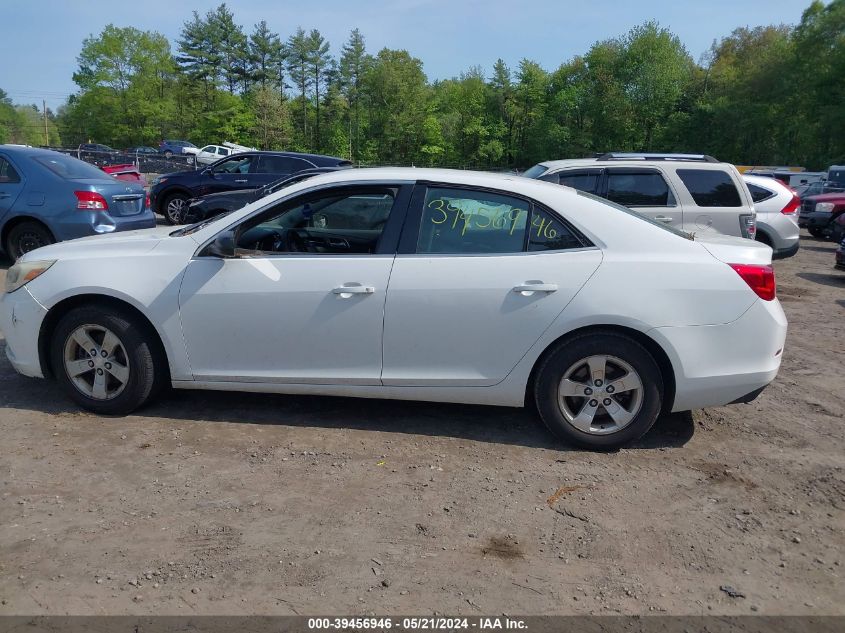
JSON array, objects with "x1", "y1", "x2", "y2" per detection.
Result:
[
  {"x1": 747, "y1": 183, "x2": 776, "y2": 203},
  {"x1": 677, "y1": 169, "x2": 742, "y2": 207}
]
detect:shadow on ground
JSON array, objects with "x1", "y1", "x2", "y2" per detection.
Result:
[
  {"x1": 796, "y1": 272, "x2": 845, "y2": 288},
  {"x1": 0, "y1": 354, "x2": 694, "y2": 452}
]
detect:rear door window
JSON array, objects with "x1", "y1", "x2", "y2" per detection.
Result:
[
  {"x1": 0, "y1": 157, "x2": 21, "y2": 183},
  {"x1": 677, "y1": 169, "x2": 742, "y2": 207},
  {"x1": 255, "y1": 155, "x2": 314, "y2": 174},
  {"x1": 415, "y1": 186, "x2": 585, "y2": 254},
  {"x1": 606, "y1": 170, "x2": 674, "y2": 207}
]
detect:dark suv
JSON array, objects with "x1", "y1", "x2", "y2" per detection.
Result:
[{"x1": 150, "y1": 151, "x2": 353, "y2": 224}]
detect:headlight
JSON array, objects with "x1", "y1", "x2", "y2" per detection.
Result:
[
  {"x1": 816, "y1": 202, "x2": 835, "y2": 212},
  {"x1": 5, "y1": 260, "x2": 56, "y2": 294}
]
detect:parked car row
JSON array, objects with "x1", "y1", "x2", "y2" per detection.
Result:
[{"x1": 150, "y1": 151, "x2": 353, "y2": 224}]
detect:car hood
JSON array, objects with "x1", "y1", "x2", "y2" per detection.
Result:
[
  {"x1": 806, "y1": 192, "x2": 845, "y2": 202},
  {"x1": 21, "y1": 226, "x2": 176, "y2": 263},
  {"x1": 696, "y1": 233, "x2": 773, "y2": 266}
]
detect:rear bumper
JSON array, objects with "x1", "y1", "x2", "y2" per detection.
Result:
[
  {"x1": 651, "y1": 298, "x2": 787, "y2": 412},
  {"x1": 772, "y1": 240, "x2": 800, "y2": 259},
  {"x1": 0, "y1": 286, "x2": 48, "y2": 378},
  {"x1": 54, "y1": 209, "x2": 157, "y2": 241}
]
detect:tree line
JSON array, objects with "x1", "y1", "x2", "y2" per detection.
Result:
[{"x1": 2, "y1": 0, "x2": 843, "y2": 169}]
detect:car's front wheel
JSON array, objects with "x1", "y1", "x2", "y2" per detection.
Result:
[
  {"x1": 534, "y1": 332, "x2": 663, "y2": 449},
  {"x1": 5, "y1": 221, "x2": 55, "y2": 260},
  {"x1": 163, "y1": 192, "x2": 189, "y2": 224},
  {"x1": 51, "y1": 305, "x2": 164, "y2": 415}
]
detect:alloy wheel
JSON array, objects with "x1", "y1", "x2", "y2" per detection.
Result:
[
  {"x1": 557, "y1": 354, "x2": 644, "y2": 435},
  {"x1": 63, "y1": 324, "x2": 130, "y2": 401},
  {"x1": 166, "y1": 197, "x2": 186, "y2": 224}
]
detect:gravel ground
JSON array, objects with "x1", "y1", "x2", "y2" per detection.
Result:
[{"x1": 0, "y1": 231, "x2": 843, "y2": 616}]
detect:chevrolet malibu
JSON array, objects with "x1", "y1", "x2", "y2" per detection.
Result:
[{"x1": 0, "y1": 169, "x2": 787, "y2": 448}]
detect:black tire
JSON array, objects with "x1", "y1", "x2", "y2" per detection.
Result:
[
  {"x1": 164, "y1": 150, "x2": 173, "y2": 158},
  {"x1": 533, "y1": 332, "x2": 663, "y2": 450},
  {"x1": 50, "y1": 305, "x2": 164, "y2": 415},
  {"x1": 5, "y1": 221, "x2": 55, "y2": 260},
  {"x1": 808, "y1": 227, "x2": 826, "y2": 239},
  {"x1": 162, "y1": 192, "x2": 189, "y2": 224}
]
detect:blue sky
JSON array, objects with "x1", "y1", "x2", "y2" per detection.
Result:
[{"x1": 3, "y1": 0, "x2": 809, "y2": 111}]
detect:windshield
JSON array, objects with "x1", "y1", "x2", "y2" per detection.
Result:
[
  {"x1": 576, "y1": 190, "x2": 693, "y2": 240},
  {"x1": 522, "y1": 164, "x2": 549, "y2": 179},
  {"x1": 34, "y1": 154, "x2": 112, "y2": 180}
]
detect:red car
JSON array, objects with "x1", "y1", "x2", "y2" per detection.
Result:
[
  {"x1": 101, "y1": 164, "x2": 150, "y2": 208},
  {"x1": 798, "y1": 191, "x2": 845, "y2": 238}
]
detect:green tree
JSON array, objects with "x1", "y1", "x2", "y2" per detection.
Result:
[
  {"x1": 340, "y1": 28, "x2": 371, "y2": 160},
  {"x1": 286, "y1": 27, "x2": 313, "y2": 147},
  {"x1": 307, "y1": 29, "x2": 332, "y2": 151}
]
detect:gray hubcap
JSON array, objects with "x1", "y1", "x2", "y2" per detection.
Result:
[
  {"x1": 63, "y1": 325, "x2": 130, "y2": 400},
  {"x1": 167, "y1": 197, "x2": 186, "y2": 223},
  {"x1": 558, "y1": 354, "x2": 643, "y2": 435}
]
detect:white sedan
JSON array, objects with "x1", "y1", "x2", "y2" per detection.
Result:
[{"x1": 0, "y1": 169, "x2": 787, "y2": 448}]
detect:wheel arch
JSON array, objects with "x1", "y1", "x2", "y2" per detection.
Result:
[
  {"x1": 38, "y1": 293, "x2": 171, "y2": 383},
  {"x1": 156, "y1": 186, "x2": 193, "y2": 213},
  {"x1": 525, "y1": 324, "x2": 676, "y2": 414}
]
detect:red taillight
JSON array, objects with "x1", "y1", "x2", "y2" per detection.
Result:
[
  {"x1": 145, "y1": 192, "x2": 151, "y2": 208},
  {"x1": 74, "y1": 191, "x2": 109, "y2": 211},
  {"x1": 729, "y1": 263, "x2": 776, "y2": 301},
  {"x1": 781, "y1": 193, "x2": 800, "y2": 215}
]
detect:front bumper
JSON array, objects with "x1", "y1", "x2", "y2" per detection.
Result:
[
  {"x1": 835, "y1": 243, "x2": 845, "y2": 270},
  {"x1": 0, "y1": 286, "x2": 48, "y2": 378},
  {"x1": 651, "y1": 298, "x2": 787, "y2": 412},
  {"x1": 798, "y1": 211, "x2": 832, "y2": 229}
]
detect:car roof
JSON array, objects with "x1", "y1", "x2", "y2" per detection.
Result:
[
  {"x1": 537, "y1": 158, "x2": 732, "y2": 171},
  {"x1": 285, "y1": 167, "x2": 576, "y2": 197},
  {"x1": 0, "y1": 145, "x2": 74, "y2": 158}
]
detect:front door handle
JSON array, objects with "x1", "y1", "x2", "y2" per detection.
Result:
[
  {"x1": 234, "y1": 178, "x2": 248, "y2": 184},
  {"x1": 513, "y1": 282, "x2": 558, "y2": 294},
  {"x1": 332, "y1": 283, "x2": 375, "y2": 297},
  {"x1": 654, "y1": 215, "x2": 673, "y2": 222},
  {"x1": 0, "y1": 193, "x2": 9, "y2": 199}
]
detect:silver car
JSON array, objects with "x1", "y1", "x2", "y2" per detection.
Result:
[{"x1": 744, "y1": 174, "x2": 800, "y2": 259}]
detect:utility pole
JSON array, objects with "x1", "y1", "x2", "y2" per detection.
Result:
[{"x1": 42, "y1": 99, "x2": 48, "y2": 146}]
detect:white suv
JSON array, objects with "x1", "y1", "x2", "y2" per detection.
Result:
[{"x1": 523, "y1": 153, "x2": 756, "y2": 239}]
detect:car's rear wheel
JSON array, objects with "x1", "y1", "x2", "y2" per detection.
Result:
[
  {"x1": 51, "y1": 306, "x2": 164, "y2": 415},
  {"x1": 163, "y1": 193, "x2": 189, "y2": 224},
  {"x1": 5, "y1": 221, "x2": 55, "y2": 260},
  {"x1": 534, "y1": 332, "x2": 663, "y2": 449}
]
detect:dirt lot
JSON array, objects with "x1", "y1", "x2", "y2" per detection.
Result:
[{"x1": 0, "y1": 232, "x2": 843, "y2": 616}]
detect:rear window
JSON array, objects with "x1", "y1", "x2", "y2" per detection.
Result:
[
  {"x1": 747, "y1": 183, "x2": 776, "y2": 203},
  {"x1": 677, "y1": 169, "x2": 742, "y2": 207},
  {"x1": 522, "y1": 164, "x2": 548, "y2": 179},
  {"x1": 33, "y1": 153, "x2": 110, "y2": 180}
]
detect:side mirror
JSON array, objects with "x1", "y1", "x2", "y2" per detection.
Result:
[
  {"x1": 204, "y1": 230, "x2": 236, "y2": 258},
  {"x1": 202, "y1": 167, "x2": 214, "y2": 177}
]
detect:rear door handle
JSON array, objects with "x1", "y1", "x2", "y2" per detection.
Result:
[
  {"x1": 654, "y1": 215, "x2": 673, "y2": 222},
  {"x1": 234, "y1": 179, "x2": 248, "y2": 184},
  {"x1": 513, "y1": 282, "x2": 558, "y2": 294},
  {"x1": 332, "y1": 283, "x2": 375, "y2": 296},
  {"x1": 0, "y1": 193, "x2": 9, "y2": 199}
]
